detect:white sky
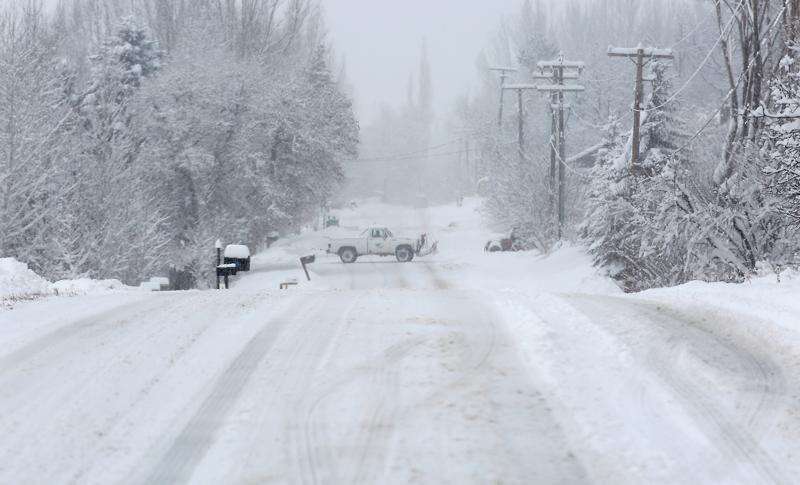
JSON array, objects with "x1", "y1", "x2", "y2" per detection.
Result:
[{"x1": 323, "y1": 0, "x2": 516, "y2": 123}]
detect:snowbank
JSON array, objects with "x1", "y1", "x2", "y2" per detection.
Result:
[
  {"x1": 53, "y1": 278, "x2": 128, "y2": 297},
  {"x1": 0, "y1": 258, "x2": 53, "y2": 303},
  {"x1": 1, "y1": 257, "x2": 140, "y2": 306},
  {"x1": 637, "y1": 268, "x2": 800, "y2": 344}
]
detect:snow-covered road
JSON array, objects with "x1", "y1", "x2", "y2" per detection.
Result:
[{"x1": 2, "y1": 200, "x2": 799, "y2": 484}]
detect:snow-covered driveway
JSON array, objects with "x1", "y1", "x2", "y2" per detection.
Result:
[{"x1": 1, "y1": 199, "x2": 799, "y2": 484}]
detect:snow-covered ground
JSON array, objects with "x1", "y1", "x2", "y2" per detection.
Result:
[{"x1": 1, "y1": 198, "x2": 799, "y2": 484}]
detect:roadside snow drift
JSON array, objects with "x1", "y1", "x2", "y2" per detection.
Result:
[{"x1": 0, "y1": 258, "x2": 53, "y2": 303}]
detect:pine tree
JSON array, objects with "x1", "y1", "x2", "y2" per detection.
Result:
[
  {"x1": 638, "y1": 62, "x2": 685, "y2": 175},
  {"x1": 516, "y1": 0, "x2": 558, "y2": 74},
  {"x1": 583, "y1": 64, "x2": 696, "y2": 290}
]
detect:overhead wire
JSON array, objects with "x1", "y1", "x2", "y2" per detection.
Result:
[
  {"x1": 639, "y1": 0, "x2": 746, "y2": 113},
  {"x1": 357, "y1": 138, "x2": 465, "y2": 163},
  {"x1": 669, "y1": 3, "x2": 789, "y2": 157}
]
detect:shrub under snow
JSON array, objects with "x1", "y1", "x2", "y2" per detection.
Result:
[
  {"x1": 1, "y1": 258, "x2": 139, "y2": 305},
  {"x1": 0, "y1": 258, "x2": 54, "y2": 302}
]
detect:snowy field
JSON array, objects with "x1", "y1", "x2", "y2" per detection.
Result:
[{"x1": 2, "y1": 199, "x2": 800, "y2": 484}]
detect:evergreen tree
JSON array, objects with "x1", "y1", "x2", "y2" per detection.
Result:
[
  {"x1": 516, "y1": 0, "x2": 558, "y2": 74},
  {"x1": 583, "y1": 64, "x2": 696, "y2": 290},
  {"x1": 638, "y1": 63, "x2": 685, "y2": 175}
]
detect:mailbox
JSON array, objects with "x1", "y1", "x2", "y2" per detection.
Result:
[{"x1": 300, "y1": 255, "x2": 316, "y2": 281}]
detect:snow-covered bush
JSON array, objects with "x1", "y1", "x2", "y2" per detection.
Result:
[
  {"x1": 52, "y1": 279, "x2": 127, "y2": 297},
  {"x1": 0, "y1": 258, "x2": 53, "y2": 303}
]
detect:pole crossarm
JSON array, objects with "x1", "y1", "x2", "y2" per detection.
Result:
[
  {"x1": 503, "y1": 83, "x2": 540, "y2": 91},
  {"x1": 607, "y1": 46, "x2": 674, "y2": 58},
  {"x1": 536, "y1": 84, "x2": 586, "y2": 92},
  {"x1": 537, "y1": 60, "x2": 585, "y2": 69},
  {"x1": 532, "y1": 72, "x2": 580, "y2": 80},
  {"x1": 488, "y1": 66, "x2": 518, "y2": 74}
]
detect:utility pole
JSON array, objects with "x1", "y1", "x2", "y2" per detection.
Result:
[
  {"x1": 502, "y1": 84, "x2": 539, "y2": 161},
  {"x1": 534, "y1": 55, "x2": 585, "y2": 239},
  {"x1": 608, "y1": 45, "x2": 674, "y2": 173},
  {"x1": 464, "y1": 138, "x2": 471, "y2": 185},
  {"x1": 489, "y1": 66, "x2": 518, "y2": 127}
]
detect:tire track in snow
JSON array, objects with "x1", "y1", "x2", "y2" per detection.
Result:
[
  {"x1": 0, "y1": 297, "x2": 164, "y2": 373},
  {"x1": 568, "y1": 295, "x2": 789, "y2": 485},
  {"x1": 142, "y1": 298, "x2": 306, "y2": 485}
]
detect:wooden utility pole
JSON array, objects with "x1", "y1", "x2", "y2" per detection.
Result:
[
  {"x1": 464, "y1": 138, "x2": 471, "y2": 184},
  {"x1": 489, "y1": 67, "x2": 518, "y2": 127},
  {"x1": 535, "y1": 56, "x2": 585, "y2": 239},
  {"x1": 608, "y1": 45, "x2": 674, "y2": 173},
  {"x1": 502, "y1": 84, "x2": 539, "y2": 161}
]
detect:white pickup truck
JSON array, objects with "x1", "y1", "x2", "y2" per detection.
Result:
[{"x1": 327, "y1": 227, "x2": 435, "y2": 263}]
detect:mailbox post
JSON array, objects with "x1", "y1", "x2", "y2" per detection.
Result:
[
  {"x1": 300, "y1": 255, "x2": 316, "y2": 281},
  {"x1": 216, "y1": 263, "x2": 237, "y2": 289},
  {"x1": 215, "y1": 239, "x2": 223, "y2": 289}
]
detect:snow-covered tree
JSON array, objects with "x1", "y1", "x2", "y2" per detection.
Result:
[
  {"x1": 583, "y1": 64, "x2": 697, "y2": 290},
  {"x1": 0, "y1": 5, "x2": 72, "y2": 276},
  {"x1": 765, "y1": 35, "x2": 800, "y2": 226}
]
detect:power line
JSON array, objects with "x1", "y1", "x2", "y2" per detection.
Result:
[
  {"x1": 643, "y1": 0, "x2": 745, "y2": 113},
  {"x1": 357, "y1": 138, "x2": 465, "y2": 163},
  {"x1": 667, "y1": 3, "x2": 789, "y2": 158},
  {"x1": 349, "y1": 147, "x2": 482, "y2": 164}
]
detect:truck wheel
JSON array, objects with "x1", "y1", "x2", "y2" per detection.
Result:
[
  {"x1": 396, "y1": 246, "x2": 414, "y2": 263},
  {"x1": 339, "y1": 247, "x2": 358, "y2": 264}
]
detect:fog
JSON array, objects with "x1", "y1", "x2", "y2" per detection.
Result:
[{"x1": 324, "y1": 0, "x2": 511, "y2": 123}]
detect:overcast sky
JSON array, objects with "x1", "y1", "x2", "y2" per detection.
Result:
[{"x1": 323, "y1": 0, "x2": 515, "y2": 123}]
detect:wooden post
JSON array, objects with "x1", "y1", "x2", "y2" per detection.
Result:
[
  {"x1": 549, "y1": 91, "x2": 557, "y2": 217},
  {"x1": 503, "y1": 85, "x2": 538, "y2": 164},
  {"x1": 535, "y1": 56, "x2": 585, "y2": 239},
  {"x1": 608, "y1": 46, "x2": 674, "y2": 174},
  {"x1": 489, "y1": 67, "x2": 518, "y2": 128},
  {"x1": 499, "y1": 73, "x2": 507, "y2": 127},
  {"x1": 215, "y1": 239, "x2": 222, "y2": 290},
  {"x1": 631, "y1": 47, "x2": 645, "y2": 171},
  {"x1": 517, "y1": 89, "x2": 524, "y2": 161},
  {"x1": 556, "y1": 65, "x2": 567, "y2": 239}
]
